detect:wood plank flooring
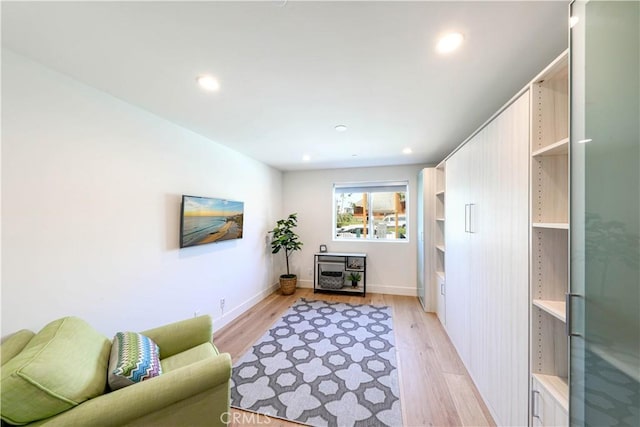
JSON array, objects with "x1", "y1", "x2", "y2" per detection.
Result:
[{"x1": 214, "y1": 289, "x2": 495, "y2": 427}]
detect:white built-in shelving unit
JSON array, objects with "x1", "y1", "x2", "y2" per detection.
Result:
[
  {"x1": 417, "y1": 167, "x2": 436, "y2": 312},
  {"x1": 530, "y1": 51, "x2": 570, "y2": 427},
  {"x1": 435, "y1": 161, "x2": 446, "y2": 325}
]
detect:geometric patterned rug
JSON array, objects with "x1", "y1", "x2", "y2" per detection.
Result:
[{"x1": 230, "y1": 298, "x2": 402, "y2": 426}]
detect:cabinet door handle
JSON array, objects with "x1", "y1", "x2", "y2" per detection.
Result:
[
  {"x1": 464, "y1": 204, "x2": 470, "y2": 233},
  {"x1": 440, "y1": 282, "x2": 445, "y2": 295},
  {"x1": 468, "y1": 203, "x2": 475, "y2": 233},
  {"x1": 531, "y1": 390, "x2": 541, "y2": 419},
  {"x1": 566, "y1": 293, "x2": 582, "y2": 337}
]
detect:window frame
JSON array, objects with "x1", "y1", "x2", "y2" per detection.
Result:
[{"x1": 332, "y1": 181, "x2": 409, "y2": 243}]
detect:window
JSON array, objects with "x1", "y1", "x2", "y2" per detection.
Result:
[{"x1": 334, "y1": 181, "x2": 408, "y2": 241}]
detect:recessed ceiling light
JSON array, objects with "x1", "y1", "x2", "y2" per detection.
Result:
[
  {"x1": 196, "y1": 75, "x2": 220, "y2": 92},
  {"x1": 570, "y1": 16, "x2": 579, "y2": 28},
  {"x1": 335, "y1": 125, "x2": 348, "y2": 132},
  {"x1": 436, "y1": 32, "x2": 464, "y2": 54},
  {"x1": 402, "y1": 147, "x2": 413, "y2": 155},
  {"x1": 302, "y1": 154, "x2": 311, "y2": 161}
]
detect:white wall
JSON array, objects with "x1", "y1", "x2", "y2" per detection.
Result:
[
  {"x1": 283, "y1": 165, "x2": 426, "y2": 296},
  {"x1": 1, "y1": 50, "x2": 283, "y2": 337}
]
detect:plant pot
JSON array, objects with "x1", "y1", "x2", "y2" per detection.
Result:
[
  {"x1": 280, "y1": 274, "x2": 297, "y2": 295},
  {"x1": 351, "y1": 281, "x2": 358, "y2": 287}
]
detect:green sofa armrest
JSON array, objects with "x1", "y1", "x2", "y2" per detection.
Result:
[
  {"x1": 141, "y1": 315, "x2": 213, "y2": 359},
  {"x1": 32, "y1": 352, "x2": 232, "y2": 426},
  {"x1": 1, "y1": 330, "x2": 35, "y2": 366}
]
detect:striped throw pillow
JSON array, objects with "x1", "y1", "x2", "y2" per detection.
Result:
[{"x1": 108, "y1": 332, "x2": 162, "y2": 391}]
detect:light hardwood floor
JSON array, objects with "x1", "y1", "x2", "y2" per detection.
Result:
[{"x1": 215, "y1": 289, "x2": 495, "y2": 427}]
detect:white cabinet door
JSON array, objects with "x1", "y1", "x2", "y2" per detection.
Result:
[
  {"x1": 491, "y1": 91, "x2": 530, "y2": 426},
  {"x1": 532, "y1": 376, "x2": 569, "y2": 427},
  {"x1": 471, "y1": 92, "x2": 530, "y2": 426},
  {"x1": 436, "y1": 274, "x2": 446, "y2": 324},
  {"x1": 444, "y1": 141, "x2": 473, "y2": 365},
  {"x1": 467, "y1": 120, "x2": 489, "y2": 382},
  {"x1": 443, "y1": 92, "x2": 530, "y2": 427}
]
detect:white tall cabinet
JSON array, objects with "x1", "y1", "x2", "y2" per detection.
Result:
[
  {"x1": 445, "y1": 91, "x2": 530, "y2": 426},
  {"x1": 417, "y1": 167, "x2": 436, "y2": 312}
]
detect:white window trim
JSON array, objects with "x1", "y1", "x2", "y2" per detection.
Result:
[{"x1": 332, "y1": 181, "x2": 409, "y2": 243}]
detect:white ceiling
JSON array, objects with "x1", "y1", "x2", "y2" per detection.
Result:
[{"x1": 1, "y1": 1, "x2": 568, "y2": 171}]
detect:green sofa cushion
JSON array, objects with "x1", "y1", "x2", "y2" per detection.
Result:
[
  {"x1": 108, "y1": 332, "x2": 162, "y2": 391},
  {"x1": 0, "y1": 317, "x2": 111, "y2": 425}
]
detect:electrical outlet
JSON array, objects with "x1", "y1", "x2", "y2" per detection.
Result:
[{"x1": 220, "y1": 298, "x2": 225, "y2": 311}]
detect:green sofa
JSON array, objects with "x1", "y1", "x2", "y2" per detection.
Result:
[{"x1": 1, "y1": 315, "x2": 232, "y2": 426}]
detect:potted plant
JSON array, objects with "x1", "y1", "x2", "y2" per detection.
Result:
[
  {"x1": 347, "y1": 271, "x2": 362, "y2": 287},
  {"x1": 270, "y1": 213, "x2": 303, "y2": 295}
]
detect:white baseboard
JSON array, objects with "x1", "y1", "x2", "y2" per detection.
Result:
[
  {"x1": 366, "y1": 284, "x2": 418, "y2": 296},
  {"x1": 297, "y1": 279, "x2": 314, "y2": 289},
  {"x1": 214, "y1": 279, "x2": 418, "y2": 333},
  {"x1": 297, "y1": 279, "x2": 417, "y2": 297},
  {"x1": 213, "y1": 282, "x2": 280, "y2": 333}
]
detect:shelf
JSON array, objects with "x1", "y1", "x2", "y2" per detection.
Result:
[
  {"x1": 436, "y1": 218, "x2": 445, "y2": 222},
  {"x1": 436, "y1": 160, "x2": 446, "y2": 196},
  {"x1": 317, "y1": 260, "x2": 345, "y2": 265},
  {"x1": 315, "y1": 285, "x2": 365, "y2": 296},
  {"x1": 532, "y1": 138, "x2": 569, "y2": 157},
  {"x1": 531, "y1": 60, "x2": 569, "y2": 152},
  {"x1": 532, "y1": 222, "x2": 569, "y2": 230},
  {"x1": 531, "y1": 227, "x2": 569, "y2": 301},
  {"x1": 536, "y1": 53, "x2": 569, "y2": 84},
  {"x1": 531, "y1": 155, "x2": 569, "y2": 224},
  {"x1": 316, "y1": 252, "x2": 366, "y2": 257},
  {"x1": 533, "y1": 299, "x2": 566, "y2": 322},
  {"x1": 436, "y1": 245, "x2": 445, "y2": 253},
  {"x1": 532, "y1": 373, "x2": 569, "y2": 411},
  {"x1": 436, "y1": 270, "x2": 445, "y2": 281}
]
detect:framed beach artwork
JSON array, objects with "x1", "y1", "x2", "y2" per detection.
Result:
[{"x1": 179, "y1": 195, "x2": 244, "y2": 248}]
